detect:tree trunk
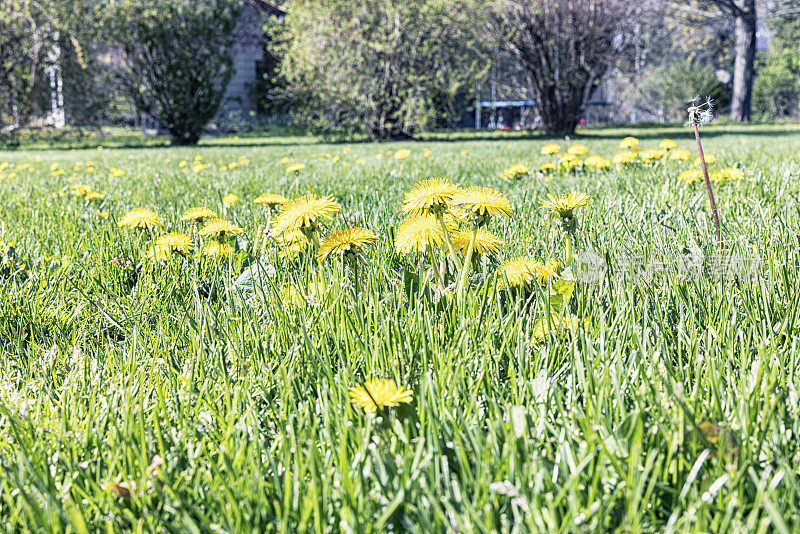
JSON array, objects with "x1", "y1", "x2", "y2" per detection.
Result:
[{"x1": 730, "y1": 0, "x2": 756, "y2": 122}]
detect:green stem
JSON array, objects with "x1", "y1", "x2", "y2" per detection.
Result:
[
  {"x1": 456, "y1": 226, "x2": 478, "y2": 304},
  {"x1": 565, "y1": 233, "x2": 573, "y2": 267},
  {"x1": 437, "y1": 213, "x2": 462, "y2": 273},
  {"x1": 428, "y1": 245, "x2": 445, "y2": 288}
]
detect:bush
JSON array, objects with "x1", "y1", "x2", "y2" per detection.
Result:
[
  {"x1": 753, "y1": 48, "x2": 800, "y2": 119},
  {"x1": 621, "y1": 60, "x2": 730, "y2": 122},
  {"x1": 113, "y1": 0, "x2": 241, "y2": 145},
  {"x1": 275, "y1": 0, "x2": 486, "y2": 140}
]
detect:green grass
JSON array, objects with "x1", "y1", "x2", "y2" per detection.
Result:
[{"x1": 1, "y1": 124, "x2": 800, "y2": 532}]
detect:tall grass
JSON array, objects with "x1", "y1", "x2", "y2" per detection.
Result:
[{"x1": 1, "y1": 125, "x2": 799, "y2": 532}]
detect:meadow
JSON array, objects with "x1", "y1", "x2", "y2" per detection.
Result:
[{"x1": 1, "y1": 124, "x2": 799, "y2": 532}]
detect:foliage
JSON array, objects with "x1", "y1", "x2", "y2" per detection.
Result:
[
  {"x1": 0, "y1": 0, "x2": 55, "y2": 128},
  {"x1": 753, "y1": 0, "x2": 800, "y2": 119},
  {"x1": 276, "y1": 0, "x2": 487, "y2": 140},
  {"x1": 1, "y1": 126, "x2": 800, "y2": 529},
  {"x1": 622, "y1": 60, "x2": 730, "y2": 122},
  {"x1": 491, "y1": 0, "x2": 631, "y2": 136},
  {"x1": 111, "y1": 0, "x2": 242, "y2": 145}
]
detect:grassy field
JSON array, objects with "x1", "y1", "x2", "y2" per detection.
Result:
[{"x1": 1, "y1": 124, "x2": 800, "y2": 532}]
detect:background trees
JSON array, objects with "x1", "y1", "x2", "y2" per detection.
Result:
[
  {"x1": 111, "y1": 0, "x2": 241, "y2": 145},
  {"x1": 3, "y1": 0, "x2": 798, "y2": 142},
  {"x1": 274, "y1": 0, "x2": 487, "y2": 140},
  {"x1": 489, "y1": 0, "x2": 631, "y2": 136}
]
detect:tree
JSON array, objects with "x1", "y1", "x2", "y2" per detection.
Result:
[
  {"x1": 682, "y1": 0, "x2": 756, "y2": 121},
  {"x1": 276, "y1": 0, "x2": 487, "y2": 140},
  {"x1": 111, "y1": 0, "x2": 241, "y2": 145},
  {"x1": 490, "y1": 0, "x2": 631, "y2": 136},
  {"x1": 752, "y1": 0, "x2": 800, "y2": 118},
  {"x1": 0, "y1": 0, "x2": 76, "y2": 129}
]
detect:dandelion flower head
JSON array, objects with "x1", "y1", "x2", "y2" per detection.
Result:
[
  {"x1": 541, "y1": 143, "x2": 560, "y2": 155},
  {"x1": 199, "y1": 219, "x2": 244, "y2": 239},
  {"x1": 181, "y1": 207, "x2": 216, "y2": 222},
  {"x1": 539, "y1": 192, "x2": 592, "y2": 218},
  {"x1": 402, "y1": 178, "x2": 460, "y2": 216},
  {"x1": 272, "y1": 194, "x2": 342, "y2": 235},
  {"x1": 317, "y1": 227, "x2": 378, "y2": 261},
  {"x1": 349, "y1": 379, "x2": 413, "y2": 413},
  {"x1": 119, "y1": 208, "x2": 163, "y2": 230}
]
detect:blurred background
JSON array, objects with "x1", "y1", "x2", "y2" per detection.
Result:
[{"x1": 1, "y1": 0, "x2": 797, "y2": 146}]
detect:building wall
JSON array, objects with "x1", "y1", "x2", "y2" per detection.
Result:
[{"x1": 218, "y1": 2, "x2": 264, "y2": 120}]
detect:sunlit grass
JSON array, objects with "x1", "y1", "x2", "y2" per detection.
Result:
[{"x1": 1, "y1": 125, "x2": 799, "y2": 531}]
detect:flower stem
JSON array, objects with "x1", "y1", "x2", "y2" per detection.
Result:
[
  {"x1": 565, "y1": 233, "x2": 573, "y2": 267},
  {"x1": 436, "y1": 214, "x2": 462, "y2": 273},
  {"x1": 456, "y1": 226, "x2": 478, "y2": 304},
  {"x1": 693, "y1": 124, "x2": 723, "y2": 249},
  {"x1": 428, "y1": 245, "x2": 445, "y2": 288}
]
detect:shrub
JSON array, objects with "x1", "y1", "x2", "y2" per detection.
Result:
[
  {"x1": 112, "y1": 0, "x2": 241, "y2": 145},
  {"x1": 275, "y1": 0, "x2": 486, "y2": 140},
  {"x1": 753, "y1": 48, "x2": 800, "y2": 119},
  {"x1": 622, "y1": 60, "x2": 730, "y2": 122}
]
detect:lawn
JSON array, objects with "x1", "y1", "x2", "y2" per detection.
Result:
[{"x1": 1, "y1": 124, "x2": 800, "y2": 532}]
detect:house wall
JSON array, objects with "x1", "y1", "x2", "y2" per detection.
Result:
[{"x1": 218, "y1": 2, "x2": 264, "y2": 120}]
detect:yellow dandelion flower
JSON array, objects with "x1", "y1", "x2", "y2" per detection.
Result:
[
  {"x1": 501, "y1": 163, "x2": 529, "y2": 180},
  {"x1": 539, "y1": 162, "x2": 556, "y2": 172},
  {"x1": 423, "y1": 149, "x2": 432, "y2": 157},
  {"x1": 272, "y1": 194, "x2": 342, "y2": 235},
  {"x1": 711, "y1": 167, "x2": 744, "y2": 182},
  {"x1": 659, "y1": 139, "x2": 677, "y2": 149},
  {"x1": 402, "y1": 178, "x2": 460, "y2": 215},
  {"x1": 394, "y1": 149, "x2": 411, "y2": 160},
  {"x1": 286, "y1": 163, "x2": 305, "y2": 173},
  {"x1": 567, "y1": 144, "x2": 588, "y2": 156},
  {"x1": 535, "y1": 258, "x2": 559, "y2": 285},
  {"x1": 202, "y1": 241, "x2": 234, "y2": 257},
  {"x1": 612, "y1": 151, "x2": 636, "y2": 164},
  {"x1": 181, "y1": 207, "x2": 216, "y2": 222},
  {"x1": 156, "y1": 232, "x2": 194, "y2": 256},
  {"x1": 497, "y1": 256, "x2": 539, "y2": 289},
  {"x1": 72, "y1": 184, "x2": 92, "y2": 197},
  {"x1": 585, "y1": 156, "x2": 611, "y2": 169},
  {"x1": 694, "y1": 154, "x2": 715, "y2": 166},
  {"x1": 254, "y1": 193, "x2": 289, "y2": 208},
  {"x1": 274, "y1": 228, "x2": 309, "y2": 258},
  {"x1": 317, "y1": 227, "x2": 378, "y2": 261},
  {"x1": 619, "y1": 136, "x2": 639, "y2": 149},
  {"x1": 85, "y1": 191, "x2": 105, "y2": 201},
  {"x1": 541, "y1": 143, "x2": 560, "y2": 155},
  {"x1": 539, "y1": 192, "x2": 592, "y2": 218},
  {"x1": 279, "y1": 156, "x2": 291, "y2": 165},
  {"x1": 349, "y1": 379, "x2": 413, "y2": 413},
  {"x1": 670, "y1": 149, "x2": 691, "y2": 161},
  {"x1": 146, "y1": 233, "x2": 194, "y2": 260},
  {"x1": 639, "y1": 149, "x2": 667, "y2": 163},
  {"x1": 452, "y1": 228, "x2": 504, "y2": 256},
  {"x1": 223, "y1": 194, "x2": 239, "y2": 207},
  {"x1": 451, "y1": 186, "x2": 512, "y2": 220},
  {"x1": 199, "y1": 219, "x2": 244, "y2": 239},
  {"x1": 394, "y1": 213, "x2": 447, "y2": 254},
  {"x1": 678, "y1": 169, "x2": 702, "y2": 184},
  {"x1": 118, "y1": 208, "x2": 164, "y2": 230}
]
